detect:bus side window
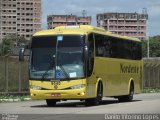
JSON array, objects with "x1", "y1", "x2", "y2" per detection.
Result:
[
  {"x1": 95, "y1": 34, "x2": 112, "y2": 58},
  {"x1": 103, "y1": 38, "x2": 111, "y2": 57},
  {"x1": 87, "y1": 34, "x2": 94, "y2": 77},
  {"x1": 133, "y1": 42, "x2": 142, "y2": 60}
]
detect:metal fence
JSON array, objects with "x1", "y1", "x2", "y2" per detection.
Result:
[
  {"x1": 0, "y1": 56, "x2": 160, "y2": 94},
  {"x1": 143, "y1": 57, "x2": 160, "y2": 88},
  {"x1": 0, "y1": 56, "x2": 29, "y2": 94}
]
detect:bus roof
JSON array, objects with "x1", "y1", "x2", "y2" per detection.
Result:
[{"x1": 33, "y1": 25, "x2": 140, "y2": 42}]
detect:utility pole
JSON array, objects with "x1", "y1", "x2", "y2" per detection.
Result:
[
  {"x1": 143, "y1": 8, "x2": 149, "y2": 58},
  {"x1": 147, "y1": 35, "x2": 150, "y2": 58},
  {"x1": 82, "y1": 10, "x2": 87, "y2": 17}
]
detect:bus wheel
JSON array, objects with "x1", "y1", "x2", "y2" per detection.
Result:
[
  {"x1": 85, "y1": 82, "x2": 103, "y2": 106},
  {"x1": 118, "y1": 84, "x2": 134, "y2": 102},
  {"x1": 46, "y1": 99, "x2": 57, "y2": 107},
  {"x1": 126, "y1": 84, "x2": 134, "y2": 102}
]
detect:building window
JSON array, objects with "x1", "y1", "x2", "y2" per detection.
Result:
[
  {"x1": 26, "y1": 29, "x2": 30, "y2": 32},
  {"x1": 26, "y1": 35, "x2": 30, "y2": 37}
]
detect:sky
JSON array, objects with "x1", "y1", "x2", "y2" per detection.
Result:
[{"x1": 42, "y1": 0, "x2": 160, "y2": 36}]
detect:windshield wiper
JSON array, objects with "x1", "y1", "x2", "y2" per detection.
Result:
[
  {"x1": 59, "y1": 65, "x2": 70, "y2": 79},
  {"x1": 41, "y1": 59, "x2": 55, "y2": 80},
  {"x1": 56, "y1": 50, "x2": 70, "y2": 79}
]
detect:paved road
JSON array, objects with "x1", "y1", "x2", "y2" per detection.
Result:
[{"x1": 0, "y1": 93, "x2": 160, "y2": 120}]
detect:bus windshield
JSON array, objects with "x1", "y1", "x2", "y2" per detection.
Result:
[{"x1": 30, "y1": 35, "x2": 85, "y2": 80}]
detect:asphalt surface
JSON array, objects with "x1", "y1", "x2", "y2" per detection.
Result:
[{"x1": 0, "y1": 93, "x2": 160, "y2": 120}]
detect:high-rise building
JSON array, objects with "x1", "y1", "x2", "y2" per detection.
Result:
[
  {"x1": 97, "y1": 12, "x2": 148, "y2": 40},
  {"x1": 47, "y1": 15, "x2": 91, "y2": 29},
  {"x1": 0, "y1": 0, "x2": 41, "y2": 43}
]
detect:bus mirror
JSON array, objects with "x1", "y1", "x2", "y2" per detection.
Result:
[
  {"x1": 19, "y1": 47, "x2": 25, "y2": 62},
  {"x1": 84, "y1": 44, "x2": 88, "y2": 59}
]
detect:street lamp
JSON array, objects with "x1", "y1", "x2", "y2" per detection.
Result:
[
  {"x1": 147, "y1": 37, "x2": 149, "y2": 58},
  {"x1": 146, "y1": 18, "x2": 149, "y2": 58}
]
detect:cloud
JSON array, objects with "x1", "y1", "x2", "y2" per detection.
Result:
[
  {"x1": 148, "y1": 4, "x2": 160, "y2": 17},
  {"x1": 146, "y1": 3, "x2": 160, "y2": 36}
]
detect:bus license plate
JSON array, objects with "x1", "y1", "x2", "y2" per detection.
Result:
[{"x1": 51, "y1": 93, "x2": 61, "y2": 97}]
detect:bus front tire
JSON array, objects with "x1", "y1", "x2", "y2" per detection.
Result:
[
  {"x1": 85, "y1": 82, "x2": 103, "y2": 106},
  {"x1": 46, "y1": 99, "x2": 57, "y2": 107}
]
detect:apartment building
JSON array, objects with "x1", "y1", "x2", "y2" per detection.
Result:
[
  {"x1": 0, "y1": 0, "x2": 41, "y2": 43},
  {"x1": 47, "y1": 15, "x2": 91, "y2": 29},
  {"x1": 97, "y1": 12, "x2": 148, "y2": 40}
]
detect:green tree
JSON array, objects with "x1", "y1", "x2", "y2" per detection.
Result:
[
  {"x1": 0, "y1": 33, "x2": 28, "y2": 56},
  {"x1": 142, "y1": 40, "x2": 147, "y2": 57},
  {"x1": 1, "y1": 35, "x2": 13, "y2": 55},
  {"x1": 0, "y1": 43, "x2": 2, "y2": 55},
  {"x1": 149, "y1": 35, "x2": 160, "y2": 57},
  {"x1": 142, "y1": 35, "x2": 160, "y2": 58}
]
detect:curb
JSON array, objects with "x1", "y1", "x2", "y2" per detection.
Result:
[{"x1": 0, "y1": 98, "x2": 31, "y2": 102}]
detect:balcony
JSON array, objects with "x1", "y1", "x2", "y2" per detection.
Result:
[
  {"x1": 53, "y1": 18, "x2": 67, "y2": 22},
  {"x1": 53, "y1": 23, "x2": 67, "y2": 26},
  {"x1": 124, "y1": 33, "x2": 146, "y2": 37},
  {"x1": 109, "y1": 22, "x2": 117, "y2": 25},
  {"x1": 1, "y1": 18, "x2": 17, "y2": 21},
  {"x1": 139, "y1": 28, "x2": 146, "y2": 31},
  {"x1": 67, "y1": 18, "x2": 76, "y2": 22},
  {"x1": 2, "y1": 30, "x2": 16, "y2": 33},
  {"x1": 2, "y1": 24, "x2": 17, "y2": 27}
]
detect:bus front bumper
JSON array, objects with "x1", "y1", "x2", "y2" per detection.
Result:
[{"x1": 30, "y1": 88, "x2": 87, "y2": 100}]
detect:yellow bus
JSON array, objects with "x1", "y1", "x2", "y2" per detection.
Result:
[{"x1": 19, "y1": 25, "x2": 143, "y2": 106}]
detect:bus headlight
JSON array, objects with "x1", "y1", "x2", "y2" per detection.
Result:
[
  {"x1": 31, "y1": 86, "x2": 41, "y2": 90},
  {"x1": 70, "y1": 84, "x2": 85, "y2": 89}
]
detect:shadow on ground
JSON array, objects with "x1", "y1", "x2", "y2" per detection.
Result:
[{"x1": 31, "y1": 99, "x2": 141, "y2": 108}]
